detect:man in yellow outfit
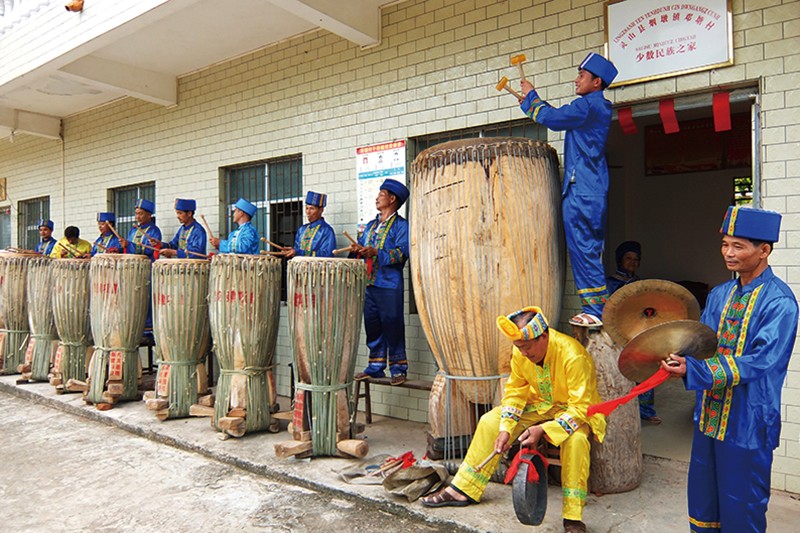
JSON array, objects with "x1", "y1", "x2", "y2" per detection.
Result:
[{"x1": 420, "y1": 306, "x2": 606, "y2": 533}]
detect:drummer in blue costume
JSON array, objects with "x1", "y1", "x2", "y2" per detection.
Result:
[
  {"x1": 91, "y1": 212, "x2": 121, "y2": 256},
  {"x1": 280, "y1": 191, "x2": 335, "y2": 258},
  {"x1": 350, "y1": 179, "x2": 410, "y2": 386},
  {"x1": 662, "y1": 206, "x2": 798, "y2": 533},
  {"x1": 519, "y1": 52, "x2": 618, "y2": 328},
  {"x1": 35, "y1": 219, "x2": 57, "y2": 255},
  {"x1": 159, "y1": 198, "x2": 206, "y2": 258},
  {"x1": 209, "y1": 198, "x2": 259, "y2": 255},
  {"x1": 119, "y1": 198, "x2": 162, "y2": 261}
]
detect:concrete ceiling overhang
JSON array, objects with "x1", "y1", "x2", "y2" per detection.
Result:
[{"x1": 0, "y1": 0, "x2": 387, "y2": 140}]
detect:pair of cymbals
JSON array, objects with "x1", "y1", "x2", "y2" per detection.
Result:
[{"x1": 603, "y1": 280, "x2": 716, "y2": 382}]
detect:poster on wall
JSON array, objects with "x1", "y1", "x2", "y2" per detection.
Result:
[
  {"x1": 355, "y1": 140, "x2": 407, "y2": 232},
  {"x1": 604, "y1": 0, "x2": 733, "y2": 87}
]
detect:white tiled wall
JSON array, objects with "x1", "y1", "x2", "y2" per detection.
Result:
[{"x1": 1, "y1": 0, "x2": 798, "y2": 491}]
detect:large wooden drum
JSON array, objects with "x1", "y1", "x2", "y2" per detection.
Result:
[
  {"x1": 209, "y1": 254, "x2": 281, "y2": 437},
  {"x1": 86, "y1": 254, "x2": 151, "y2": 406},
  {"x1": 25, "y1": 256, "x2": 58, "y2": 381},
  {"x1": 287, "y1": 257, "x2": 367, "y2": 456},
  {"x1": 0, "y1": 252, "x2": 32, "y2": 375},
  {"x1": 152, "y1": 258, "x2": 211, "y2": 419},
  {"x1": 410, "y1": 138, "x2": 564, "y2": 442},
  {"x1": 51, "y1": 259, "x2": 93, "y2": 390}
]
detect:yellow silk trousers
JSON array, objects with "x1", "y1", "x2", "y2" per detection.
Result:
[{"x1": 450, "y1": 405, "x2": 591, "y2": 521}]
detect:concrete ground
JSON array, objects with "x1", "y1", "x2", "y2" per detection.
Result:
[{"x1": 2, "y1": 375, "x2": 798, "y2": 533}]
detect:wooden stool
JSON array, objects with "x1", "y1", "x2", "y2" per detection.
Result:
[{"x1": 353, "y1": 376, "x2": 433, "y2": 425}]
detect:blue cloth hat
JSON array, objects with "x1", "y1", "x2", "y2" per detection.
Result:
[
  {"x1": 615, "y1": 240, "x2": 641, "y2": 266},
  {"x1": 579, "y1": 52, "x2": 618, "y2": 87},
  {"x1": 305, "y1": 191, "x2": 327, "y2": 208},
  {"x1": 38, "y1": 219, "x2": 54, "y2": 230},
  {"x1": 234, "y1": 198, "x2": 257, "y2": 218},
  {"x1": 135, "y1": 198, "x2": 155, "y2": 213},
  {"x1": 97, "y1": 212, "x2": 116, "y2": 223},
  {"x1": 380, "y1": 179, "x2": 410, "y2": 207},
  {"x1": 720, "y1": 206, "x2": 781, "y2": 243},
  {"x1": 174, "y1": 198, "x2": 196, "y2": 212}
]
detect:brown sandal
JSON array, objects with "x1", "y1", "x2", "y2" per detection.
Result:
[{"x1": 420, "y1": 488, "x2": 472, "y2": 508}]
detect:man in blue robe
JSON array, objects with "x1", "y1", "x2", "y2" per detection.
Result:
[
  {"x1": 662, "y1": 206, "x2": 798, "y2": 533},
  {"x1": 350, "y1": 179, "x2": 410, "y2": 385},
  {"x1": 91, "y1": 212, "x2": 121, "y2": 256},
  {"x1": 119, "y1": 198, "x2": 162, "y2": 261},
  {"x1": 519, "y1": 52, "x2": 618, "y2": 328},
  {"x1": 35, "y1": 219, "x2": 57, "y2": 255},
  {"x1": 159, "y1": 198, "x2": 206, "y2": 259},
  {"x1": 210, "y1": 198, "x2": 259, "y2": 255},
  {"x1": 281, "y1": 191, "x2": 335, "y2": 258}
]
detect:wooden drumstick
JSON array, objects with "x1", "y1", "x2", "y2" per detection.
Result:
[
  {"x1": 510, "y1": 53, "x2": 527, "y2": 83},
  {"x1": 199, "y1": 214, "x2": 217, "y2": 241},
  {"x1": 496, "y1": 76, "x2": 524, "y2": 100},
  {"x1": 259, "y1": 250, "x2": 283, "y2": 256},
  {"x1": 332, "y1": 246, "x2": 351, "y2": 254},
  {"x1": 56, "y1": 241, "x2": 85, "y2": 258},
  {"x1": 474, "y1": 450, "x2": 499, "y2": 473},
  {"x1": 138, "y1": 240, "x2": 206, "y2": 259},
  {"x1": 343, "y1": 231, "x2": 357, "y2": 245},
  {"x1": 132, "y1": 224, "x2": 160, "y2": 246},
  {"x1": 260, "y1": 237, "x2": 285, "y2": 250},
  {"x1": 105, "y1": 222, "x2": 123, "y2": 241}
]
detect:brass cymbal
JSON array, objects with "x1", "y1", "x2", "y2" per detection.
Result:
[
  {"x1": 618, "y1": 320, "x2": 717, "y2": 382},
  {"x1": 603, "y1": 279, "x2": 701, "y2": 346}
]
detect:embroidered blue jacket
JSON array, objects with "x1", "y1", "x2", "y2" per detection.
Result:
[
  {"x1": 164, "y1": 220, "x2": 207, "y2": 258},
  {"x1": 91, "y1": 232, "x2": 121, "y2": 256},
  {"x1": 36, "y1": 237, "x2": 57, "y2": 256},
  {"x1": 293, "y1": 218, "x2": 335, "y2": 257},
  {"x1": 357, "y1": 212, "x2": 409, "y2": 290},
  {"x1": 124, "y1": 223, "x2": 162, "y2": 261},
  {"x1": 685, "y1": 267, "x2": 798, "y2": 449}
]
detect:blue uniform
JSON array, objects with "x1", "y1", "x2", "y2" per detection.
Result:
[
  {"x1": 293, "y1": 218, "x2": 335, "y2": 257},
  {"x1": 522, "y1": 89, "x2": 612, "y2": 318},
  {"x1": 219, "y1": 221, "x2": 259, "y2": 255},
  {"x1": 35, "y1": 237, "x2": 56, "y2": 256},
  {"x1": 164, "y1": 220, "x2": 206, "y2": 258},
  {"x1": 124, "y1": 223, "x2": 162, "y2": 261},
  {"x1": 683, "y1": 266, "x2": 798, "y2": 532},
  {"x1": 358, "y1": 212, "x2": 409, "y2": 378},
  {"x1": 91, "y1": 232, "x2": 121, "y2": 256}
]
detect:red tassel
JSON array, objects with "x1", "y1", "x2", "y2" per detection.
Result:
[
  {"x1": 587, "y1": 367, "x2": 672, "y2": 417},
  {"x1": 659, "y1": 99, "x2": 680, "y2": 134},
  {"x1": 713, "y1": 92, "x2": 731, "y2": 132},
  {"x1": 618, "y1": 107, "x2": 638, "y2": 135}
]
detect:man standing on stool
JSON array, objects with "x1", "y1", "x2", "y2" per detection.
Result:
[
  {"x1": 519, "y1": 52, "x2": 618, "y2": 328},
  {"x1": 662, "y1": 206, "x2": 798, "y2": 533},
  {"x1": 279, "y1": 191, "x2": 335, "y2": 258},
  {"x1": 350, "y1": 179, "x2": 410, "y2": 386},
  {"x1": 420, "y1": 306, "x2": 605, "y2": 533},
  {"x1": 209, "y1": 198, "x2": 259, "y2": 255},
  {"x1": 35, "y1": 219, "x2": 57, "y2": 255}
]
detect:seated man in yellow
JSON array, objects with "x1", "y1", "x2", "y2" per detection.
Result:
[{"x1": 421, "y1": 306, "x2": 606, "y2": 533}]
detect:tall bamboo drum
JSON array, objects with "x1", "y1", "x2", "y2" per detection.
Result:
[
  {"x1": 152, "y1": 258, "x2": 211, "y2": 419},
  {"x1": 0, "y1": 252, "x2": 32, "y2": 375},
  {"x1": 87, "y1": 254, "x2": 151, "y2": 406},
  {"x1": 410, "y1": 138, "x2": 564, "y2": 447},
  {"x1": 208, "y1": 254, "x2": 281, "y2": 436},
  {"x1": 25, "y1": 256, "x2": 58, "y2": 381},
  {"x1": 288, "y1": 257, "x2": 367, "y2": 456},
  {"x1": 51, "y1": 259, "x2": 93, "y2": 390}
]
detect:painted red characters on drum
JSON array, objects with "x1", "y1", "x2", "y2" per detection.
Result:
[{"x1": 213, "y1": 289, "x2": 256, "y2": 304}]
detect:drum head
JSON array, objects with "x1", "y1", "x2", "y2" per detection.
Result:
[
  {"x1": 512, "y1": 452, "x2": 548, "y2": 526},
  {"x1": 603, "y1": 280, "x2": 701, "y2": 347},
  {"x1": 618, "y1": 319, "x2": 717, "y2": 382}
]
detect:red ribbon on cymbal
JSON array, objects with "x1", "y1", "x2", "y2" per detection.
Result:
[
  {"x1": 587, "y1": 367, "x2": 672, "y2": 417},
  {"x1": 504, "y1": 448, "x2": 549, "y2": 485}
]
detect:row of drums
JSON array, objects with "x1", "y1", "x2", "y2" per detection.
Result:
[{"x1": 0, "y1": 251, "x2": 367, "y2": 451}]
